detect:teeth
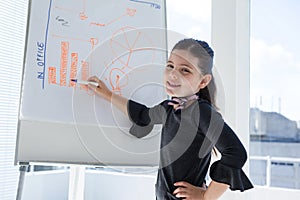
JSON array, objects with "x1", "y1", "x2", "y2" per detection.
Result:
[{"x1": 168, "y1": 81, "x2": 179, "y2": 87}]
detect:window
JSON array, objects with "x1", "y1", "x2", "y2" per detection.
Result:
[{"x1": 250, "y1": 0, "x2": 300, "y2": 189}]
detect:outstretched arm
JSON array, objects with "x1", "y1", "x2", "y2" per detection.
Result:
[{"x1": 87, "y1": 76, "x2": 129, "y2": 116}]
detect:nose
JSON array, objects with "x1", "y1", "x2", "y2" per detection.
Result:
[{"x1": 168, "y1": 69, "x2": 178, "y2": 80}]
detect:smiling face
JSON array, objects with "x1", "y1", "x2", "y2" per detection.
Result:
[{"x1": 164, "y1": 49, "x2": 211, "y2": 97}]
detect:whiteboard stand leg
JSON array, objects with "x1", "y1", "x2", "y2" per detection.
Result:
[
  {"x1": 16, "y1": 162, "x2": 29, "y2": 200},
  {"x1": 68, "y1": 166, "x2": 86, "y2": 200}
]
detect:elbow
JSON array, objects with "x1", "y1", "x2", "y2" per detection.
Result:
[
  {"x1": 134, "y1": 132, "x2": 148, "y2": 139},
  {"x1": 234, "y1": 145, "x2": 248, "y2": 168},
  {"x1": 222, "y1": 145, "x2": 248, "y2": 168},
  {"x1": 239, "y1": 145, "x2": 248, "y2": 166},
  {"x1": 129, "y1": 124, "x2": 154, "y2": 138}
]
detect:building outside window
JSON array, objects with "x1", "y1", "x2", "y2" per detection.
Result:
[{"x1": 249, "y1": 0, "x2": 300, "y2": 189}]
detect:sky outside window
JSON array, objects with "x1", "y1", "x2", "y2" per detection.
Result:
[{"x1": 250, "y1": 0, "x2": 300, "y2": 121}]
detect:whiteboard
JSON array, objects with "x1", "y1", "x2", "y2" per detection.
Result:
[{"x1": 16, "y1": 0, "x2": 167, "y2": 166}]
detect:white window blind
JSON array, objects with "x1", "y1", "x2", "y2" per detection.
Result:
[{"x1": 0, "y1": 1, "x2": 28, "y2": 199}]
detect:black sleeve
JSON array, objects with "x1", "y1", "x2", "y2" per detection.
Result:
[
  {"x1": 209, "y1": 122, "x2": 254, "y2": 191},
  {"x1": 196, "y1": 101, "x2": 253, "y2": 191},
  {"x1": 127, "y1": 100, "x2": 166, "y2": 138}
]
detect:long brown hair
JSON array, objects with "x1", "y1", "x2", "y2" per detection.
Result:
[{"x1": 172, "y1": 39, "x2": 217, "y2": 109}]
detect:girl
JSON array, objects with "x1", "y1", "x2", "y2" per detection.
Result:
[{"x1": 87, "y1": 38, "x2": 253, "y2": 200}]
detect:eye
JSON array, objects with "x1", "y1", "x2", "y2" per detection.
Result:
[
  {"x1": 181, "y1": 67, "x2": 191, "y2": 73},
  {"x1": 166, "y1": 64, "x2": 174, "y2": 69}
]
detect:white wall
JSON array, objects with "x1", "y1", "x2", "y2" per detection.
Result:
[
  {"x1": 22, "y1": 170, "x2": 156, "y2": 200},
  {"x1": 84, "y1": 171, "x2": 156, "y2": 200},
  {"x1": 22, "y1": 171, "x2": 69, "y2": 200},
  {"x1": 211, "y1": 0, "x2": 250, "y2": 159},
  {"x1": 22, "y1": 171, "x2": 300, "y2": 200}
]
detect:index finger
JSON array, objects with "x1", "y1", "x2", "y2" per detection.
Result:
[
  {"x1": 87, "y1": 76, "x2": 99, "y2": 82},
  {"x1": 174, "y1": 181, "x2": 191, "y2": 188}
]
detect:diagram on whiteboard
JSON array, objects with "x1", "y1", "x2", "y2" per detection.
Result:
[{"x1": 20, "y1": 0, "x2": 166, "y2": 125}]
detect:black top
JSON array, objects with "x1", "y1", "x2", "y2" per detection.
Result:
[{"x1": 127, "y1": 98, "x2": 253, "y2": 200}]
